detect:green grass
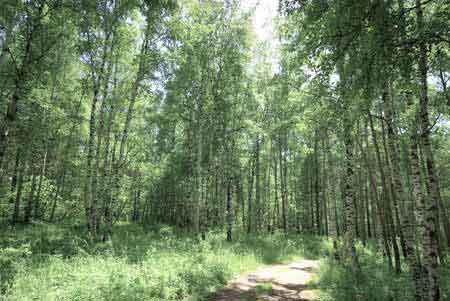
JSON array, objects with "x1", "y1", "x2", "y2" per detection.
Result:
[
  {"x1": 0, "y1": 222, "x2": 326, "y2": 300},
  {"x1": 254, "y1": 282, "x2": 273, "y2": 295},
  {"x1": 312, "y1": 242, "x2": 450, "y2": 301},
  {"x1": 1, "y1": 222, "x2": 449, "y2": 301}
]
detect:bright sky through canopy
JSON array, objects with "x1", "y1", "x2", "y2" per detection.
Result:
[
  {"x1": 240, "y1": 0, "x2": 280, "y2": 72},
  {"x1": 240, "y1": 0, "x2": 278, "y2": 42}
]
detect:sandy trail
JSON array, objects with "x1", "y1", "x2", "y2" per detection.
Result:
[{"x1": 209, "y1": 259, "x2": 320, "y2": 301}]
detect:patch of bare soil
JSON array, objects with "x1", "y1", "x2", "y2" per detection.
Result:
[{"x1": 209, "y1": 260, "x2": 320, "y2": 301}]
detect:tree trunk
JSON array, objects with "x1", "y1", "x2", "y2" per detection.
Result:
[
  {"x1": 105, "y1": 18, "x2": 152, "y2": 240},
  {"x1": 402, "y1": 93, "x2": 426, "y2": 301},
  {"x1": 309, "y1": 158, "x2": 315, "y2": 233},
  {"x1": 273, "y1": 147, "x2": 279, "y2": 231},
  {"x1": 363, "y1": 122, "x2": 392, "y2": 268},
  {"x1": 226, "y1": 177, "x2": 233, "y2": 241},
  {"x1": 313, "y1": 130, "x2": 321, "y2": 235},
  {"x1": 343, "y1": 112, "x2": 359, "y2": 270},
  {"x1": 50, "y1": 172, "x2": 66, "y2": 223},
  {"x1": 279, "y1": 132, "x2": 288, "y2": 237},
  {"x1": 255, "y1": 135, "x2": 261, "y2": 232},
  {"x1": 380, "y1": 96, "x2": 408, "y2": 260},
  {"x1": 85, "y1": 86, "x2": 101, "y2": 234},
  {"x1": 24, "y1": 171, "x2": 37, "y2": 224},
  {"x1": 415, "y1": 1, "x2": 441, "y2": 299},
  {"x1": 235, "y1": 173, "x2": 245, "y2": 230},
  {"x1": 34, "y1": 147, "x2": 48, "y2": 218},
  {"x1": 12, "y1": 166, "x2": 24, "y2": 224},
  {"x1": 369, "y1": 111, "x2": 401, "y2": 273},
  {"x1": 193, "y1": 104, "x2": 202, "y2": 235},
  {"x1": 9, "y1": 149, "x2": 20, "y2": 204},
  {"x1": 84, "y1": 27, "x2": 112, "y2": 236},
  {"x1": 91, "y1": 34, "x2": 116, "y2": 235},
  {"x1": 323, "y1": 135, "x2": 329, "y2": 236}
]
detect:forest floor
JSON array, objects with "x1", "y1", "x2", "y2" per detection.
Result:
[
  {"x1": 2, "y1": 223, "x2": 449, "y2": 300},
  {"x1": 210, "y1": 259, "x2": 320, "y2": 301}
]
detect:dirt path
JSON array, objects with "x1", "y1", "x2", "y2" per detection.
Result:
[{"x1": 209, "y1": 259, "x2": 320, "y2": 301}]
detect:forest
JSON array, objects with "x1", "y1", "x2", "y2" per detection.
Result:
[{"x1": 0, "y1": 0, "x2": 449, "y2": 300}]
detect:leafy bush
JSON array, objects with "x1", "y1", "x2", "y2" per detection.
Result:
[{"x1": 0, "y1": 244, "x2": 32, "y2": 293}]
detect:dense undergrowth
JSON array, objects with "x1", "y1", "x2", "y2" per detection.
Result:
[
  {"x1": 313, "y1": 244, "x2": 450, "y2": 301},
  {"x1": 0, "y1": 222, "x2": 448, "y2": 300},
  {"x1": 315, "y1": 255, "x2": 413, "y2": 300}
]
